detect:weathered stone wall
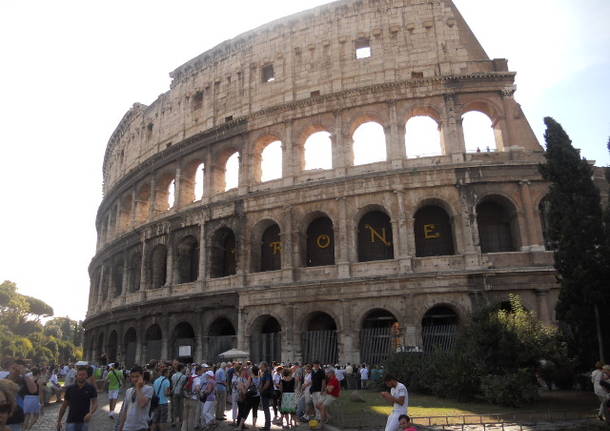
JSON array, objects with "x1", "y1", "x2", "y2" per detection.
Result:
[{"x1": 85, "y1": 0, "x2": 558, "y2": 365}]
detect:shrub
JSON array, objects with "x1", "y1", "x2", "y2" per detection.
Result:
[{"x1": 480, "y1": 369, "x2": 539, "y2": 407}]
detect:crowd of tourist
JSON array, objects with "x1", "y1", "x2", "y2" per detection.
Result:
[{"x1": 3, "y1": 356, "x2": 609, "y2": 431}]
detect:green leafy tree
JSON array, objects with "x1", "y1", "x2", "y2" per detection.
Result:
[{"x1": 538, "y1": 117, "x2": 610, "y2": 366}]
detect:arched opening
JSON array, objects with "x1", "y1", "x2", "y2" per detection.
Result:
[
  {"x1": 261, "y1": 141, "x2": 283, "y2": 182},
  {"x1": 173, "y1": 322, "x2": 196, "y2": 362},
  {"x1": 123, "y1": 328, "x2": 137, "y2": 367},
  {"x1": 135, "y1": 183, "x2": 150, "y2": 223},
  {"x1": 462, "y1": 111, "x2": 498, "y2": 153},
  {"x1": 306, "y1": 216, "x2": 335, "y2": 267},
  {"x1": 405, "y1": 116, "x2": 442, "y2": 158},
  {"x1": 352, "y1": 122, "x2": 387, "y2": 166},
  {"x1": 96, "y1": 333, "x2": 104, "y2": 363},
  {"x1": 118, "y1": 194, "x2": 132, "y2": 232},
  {"x1": 101, "y1": 270, "x2": 109, "y2": 300},
  {"x1": 150, "y1": 245, "x2": 167, "y2": 289},
  {"x1": 144, "y1": 324, "x2": 162, "y2": 362},
  {"x1": 107, "y1": 330, "x2": 118, "y2": 363},
  {"x1": 301, "y1": 312, "x2": 338, "y2": 364},
  {"x1": 414, "y1": 205, "x2": 455, "y2": 257},
  {"x1": 260, "y1": 224, "x2": 281, "y2": 272},
  {"x1": 421, "y1": 305, "x2": 458, "y2": 352},
  {"x1": 167, "y1": 179, "x2": 176, "y2": 209},
  {"x1": 210, "y1": 228, "x2": 237, "y2": 278},
  {"x1": 225, "y1": 152, "x2": 239, "y2": 191},
  {"x1": 476, "y1": 197, "x2": 519, "y2": 253},
  {"x1": 155, "y1": 175, "x2": 175, "y2": 212},
  {"x1": 357, "y1": 210, "x2": 394, "y2": 262},
  {"x1": 112, "y1": 259, "x2": 124, "y2": 298},
  {"x1": 176, "y1": 235, "x2": 199, "y2": 284},
  {"x1": 206, "y1": 317, "x2": 236, "y2": 360},
  {"x1": 128, "y1": 252, "x2": 141, "y2": 292},
  {"x1": 194, "y1": 163, "x2": 205, "y2": 201},
  {"x1": 538, "y1": 196, "x2": 554, "y2": 250},
  {"x1": 304, "y1": 131, "x2": 332, "y2": 170},
  {"x1": 250, "y1": 316, "x2": 281, "y2": 364},
  {"x1": 360, "y1": 309, "x2": 398, "y2": 364}
]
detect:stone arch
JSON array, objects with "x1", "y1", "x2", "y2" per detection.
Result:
[
  {"x1": 460, "y1": 99, "x2": 504, "y2": 152},
  {"x1": 405, "y1": 114, "x2": 442, "y2": 158},
  {"x1": 127, "y1": 251, "x2": 142, "y2": 292},
  {"x1": 96, "y1": 332, "x2": 105, "y2": 362},
  {"x1": 118, "y1": 193, "x2": 133, "y2": 233},
  {"x1": 144, "y1": 324, "x2": 163, "y2": 362},
  {"x1": 175, "y1": 235, "x2": 199, "y2": 284},
  {"x1": 537, "y1": 195, "x2": 553, "y2": 250},
  {"x1": 249, "y1": 314, "x2": 282, "y2": 363},
  {"x1": 252, "y1": 135, "x2": 283, "y2": 183},
  {"x1": 414, "y1": 204, "x2": 455, "y2": 257},
  {"x1": 301, "y1": 311, "x2": 338, "y2": 364},
  {"x1": 305, "y1": 214, "x2": 335, "y2": 267},
  {"x1": 210, "y1": 145, "x2": 241, "y2": 193},
  {"x1": 111, "y1": 257, "x2": 124, "y2": 298},
  {"x1": 476, "y1": 194, "x2": 520, "y2": 253},
  {"x1": 172, "y1": 321, "x2": 196, "y2": 361},
  {"x1": 149, "y1": 244, "x2": 167, "y2": 289},
  {"x1": 135, "y1": 182, "x2": 151, "y2": 223},
  {"x1": 251, "y1": 219, "x2": 282, "y2": 272},
  {"x1": 421, "y1": 304, "x2": 459, "y2": 352},
  {"x1": 359, "y1": 308, "x2": 398, "y2": 365},
  {"x1": 357, "y1": 209, "x2": 394, "y2": 262},
  {"x1": 206, "y1": 317, "x2": 236, "y2": 360},
  {"x1": 303, "y1": 130, "x2": 333, "y2": 171},
  {"x1": 123, "y1": 327, "x2": 137, "y2": 367},
  {"x1": 181, "y1": 157, "x2": 206, "y2": 204},
  {"x1": 107, "y1": 330, "x2": 119, "y2": 363},
  {"x1": 155, "y1": 171, "x2": 176, "y2": 212},
  {"x1": 294, "y1": 115, "x2": 336, "y2": 171},
  {"x1": 352, "y1": 121, "x2": 388, "y2": 166},
  {"x1": 210, "y1": 227, "x2": 237, "y2": 278}
]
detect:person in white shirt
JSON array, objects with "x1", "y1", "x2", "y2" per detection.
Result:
[
  {"x1": 592, "y1": 361, "x2": 609, "y2": 420},
  {"x1": 359, "y1": 364, "x2": 369, "y2": 390},
  {"x1": 380, "y1": 374, "x2": 408, "y2": 431}
]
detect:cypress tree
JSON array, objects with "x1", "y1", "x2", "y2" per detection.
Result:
[{"x1": 538, "y1": 117, "x2": 609, "y2": 366}]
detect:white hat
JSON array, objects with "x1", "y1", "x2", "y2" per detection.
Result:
[
  {"x1": 202, "y1": 363, "x2": 210, "y2": 368},
  {"x1": 206, "y1": 370, "x2": 214, "y2": 377}
]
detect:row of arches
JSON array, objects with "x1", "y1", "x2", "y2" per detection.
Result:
[
  {"x1": 100, "y1": 111, "x2": 500, "y2": 244},
  {"x1": 93, "y1": 194, "x2": 552, "y2": 301},
  {"x1": 91, "y1": 306, "x2": 458, "y2": 366}
]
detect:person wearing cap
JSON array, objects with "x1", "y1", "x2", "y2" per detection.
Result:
[
  {"x1": 214, "y1": 363, "x2": 227, "y2": 421},
  {"x1": 199, "y1": 371, "x2": 216, "y2": 430}
]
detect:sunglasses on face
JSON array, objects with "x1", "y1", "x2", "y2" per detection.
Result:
[{"x1": 0, "y1": 404, "x2": 11, "y2": 413}]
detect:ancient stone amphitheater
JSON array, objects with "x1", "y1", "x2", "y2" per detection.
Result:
[{"x1": 84, "y1": 0, "x2": 562, "y2": 366}]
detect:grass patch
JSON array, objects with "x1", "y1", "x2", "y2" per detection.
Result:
[{"x1": 330, "y1": 390, "x2": 599, "y2": 428}]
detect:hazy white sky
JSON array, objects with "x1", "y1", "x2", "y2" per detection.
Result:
[{"x1": 0, "y1": 0, "x2": 608, "y2": 322}]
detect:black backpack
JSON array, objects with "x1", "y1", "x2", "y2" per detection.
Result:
[{"x1": 150, "y1": 377, "x2": 167, "y2": 413}]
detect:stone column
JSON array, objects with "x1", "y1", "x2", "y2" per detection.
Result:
[
  {"x1": 238, "y1": 138, "x2": 249, "y2": 196},
  {"x1": 281, "y1": 206, "x2": 295, "y2": 282},
  {"x1": 534, "y1": 289, "x2": 552, "y2": 325},
  {"x1": 519, "y1": 180, "x2": 544, "y2": 251},
  {"x1": 139, "y1": 239, "x2": 148, "y2": 294},
  {"x1": 161, "y1": 315, "x2": 170, "y2": 360},
  {"x1": 442, "y1": 94, "x2": 466, "y2": 154},
  {"x1": 336, "y1": 197, "x2": 351, "y2": 278},
  {"x1": 149, "y1": 176, "x2": 157, "y2": 219},
  {"x1": 499, "y1": 90, "x2": 516, "y2": 151},
  {"x1": 194, "y1": 313, "x2": 203, "y2": 362},
  {"x1": 165, "y1": 238, "x2": 174, "y2": 287},
  {"x1": 198, "y1": 220, "x2": 207, "y2": 289},
  {"x1": 203, "y1": 151, "x2": 213, "y2": 200},
  {"x1": 394, "y1": 189, "x2": 412, "y2": 272},
  {"x1": 284, "y1": 305, "x2": 296, "y2": 362},
  {"x1": 331, "y1": 111, "x2": 348, "y2": 176},
  {"x1": 96, "y1": 265, "x2": 105, "y2": 311},
  {"x1": 282, "y1": 121, "x2": 295, "y2": 186},
  {"x1": 134, "y1": 322, "x2": 143, "y2": 365},
  {"x1": 236, "y1": 306, "x2": 248, "y2": 353},
  {"x1": 173, "y1": 165, "x2": 182, "y2": 210},
  {"x1": 387, "y1": 101, "x2": 406, "y2": 167},
  {"x1": 339, "y1": 301, "x2": 356, "y2": 364},
  {"x1": 130, "y1": 188, "x2": 137, "y2": 228},
  {"x1": 121, "y1": 257, "x2": 129, "y2": 304}
]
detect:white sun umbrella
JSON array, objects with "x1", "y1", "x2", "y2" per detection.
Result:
[{"x1": 217, "y1": 348, "x2": 249, "y2": 360}]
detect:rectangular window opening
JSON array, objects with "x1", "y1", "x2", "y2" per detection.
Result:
[
  {"x1": 310, "y1": 90, "x2": 320, "y2": 98},
  {"x1": 225, "y1": 115, "x2": 233, "y2": 123},
  {"x1": 411, "y1": 71, "x2": 424, "y2": 79},
  {"x1": 355, "y1": 38, "x2": 371, "y2": 59},
  {"x1": 262, "y1": 64, "x2": 275, "y2": 83}
]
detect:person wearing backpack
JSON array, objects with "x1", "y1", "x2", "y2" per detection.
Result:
[
  {"x1": 182, "y1": 366, "x2": 203, "y2": 431},
  {"x1": 170, "y1": 364, "x2": 187, "y2": 430},
  {"x1": 151, "y1": 368, "x2": 171, "y2": 431}
]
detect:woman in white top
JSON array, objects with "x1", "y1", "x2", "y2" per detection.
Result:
[{"x1": 230, "y1": 365, "x2": 242, "y2": 425}]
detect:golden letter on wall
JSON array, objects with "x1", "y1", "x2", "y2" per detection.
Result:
[
  {"x1": 270, "y1": 241, "x2": 282, "y2": 254},
  {"x1": 424, "y1": 224, "x2": 440, "y2": 239},
  {"x1": 364, "y1": 224, "x2": 391, "y2": 246},
  {"x1": 316, "y1": 234, "x2": 331, "y2": 249}
]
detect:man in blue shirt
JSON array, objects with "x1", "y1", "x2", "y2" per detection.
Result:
[
  {"x1": 259, "y1": 362, "x2": 273, "y2": 431},
  {"x1": 151, "y1": 367, "x2": 171, "y2": 431},
  {"x1": 214, "y1": 363, "x2": 227, "y2": 421}
]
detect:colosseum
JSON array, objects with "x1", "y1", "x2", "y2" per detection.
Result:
[{"x1": 84, "y1": 0, "x2": 564, "y2": 367}]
